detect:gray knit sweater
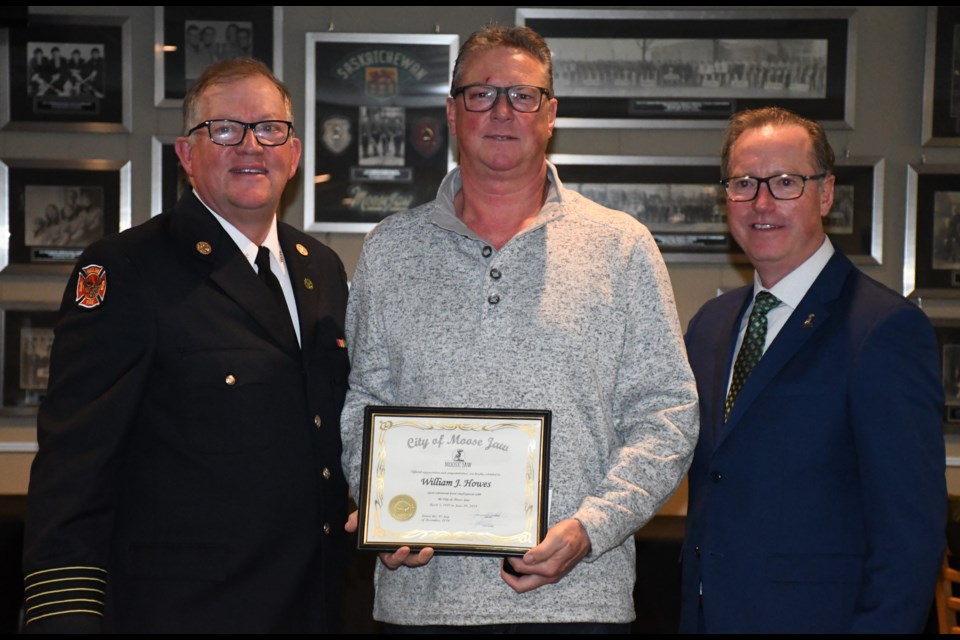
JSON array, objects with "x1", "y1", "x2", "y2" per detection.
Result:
[{"x1": 341, "y1": 163, "x2": 699, "y2": 625}]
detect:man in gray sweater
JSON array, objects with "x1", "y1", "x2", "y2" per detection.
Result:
[{"x1": 341, "y1": 24, "x2": 699, "y2": 633}]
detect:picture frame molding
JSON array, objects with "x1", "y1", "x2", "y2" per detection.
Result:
[
  {"x1": 547, "y1": 153, "x2": 882, "y2": 265},
  {"x1": 153, "y1": 6, "x2": 283, "y2": 108},
  {"x1": 903, "y1": 163, "x2": 960, "y2": 298},
  {"x1": 0, "y1": 302, "x2": 60, "y2": 417},
  {"x1": 921, "y1": 6, "x2": 960, "y2": 146},
  {"x1": 0, "y1": 157, "x2": 131, "y2": 275},
  {"x1": 516, "y1": 7, "x2": 857, "y2": 130},
  {"x1": 303, "y1": 31, "x2": 458, "y2": 234},
  {"x1": 0, "y1": 13, "x2": 132, "y2": 132}
]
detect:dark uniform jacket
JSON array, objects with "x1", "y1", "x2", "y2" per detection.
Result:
[{"x1": 22, "y1": 192, "x2": 350, "y2": 633}]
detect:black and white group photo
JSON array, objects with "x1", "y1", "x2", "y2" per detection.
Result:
[
  {"x1": 26, "y1": 41, "x2": 104, "y2": 99},
  {"x1": 184, "y1": 21, "x2": 254, "y2": 81},
  {"x1": 23, "y1": 185, "x2": 104, "y2": 250},
  {"x1": 550, "y1": 37, "x2": 828, "y2": 99}
]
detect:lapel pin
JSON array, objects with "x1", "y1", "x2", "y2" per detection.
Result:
[
  {"x1": 195, "y1": 241, "x2": 212, "y2": 255},
  {"x1": 303, "y1": 278, "x2": 314, "y2": 290},
  {"x1": 336, "y1": 338, "x2": 347, "y2": 349},
  {"x1": 802, "y1": 313, "x2": 815, "y2": 328},
  {"x1": 296, "y1": 243, "x2": 309, "y2": 256}
]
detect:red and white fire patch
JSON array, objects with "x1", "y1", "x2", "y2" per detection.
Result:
[{"x1": 75, "y1": 264, "x2": 107, "y2": 309}]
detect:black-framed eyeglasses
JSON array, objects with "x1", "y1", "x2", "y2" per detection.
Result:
[
  {"x1": 187, "y1": 119, "x2": 294, "y2": 147},
  {"x1": 720, "y1": 173, "x2": 827, "y2": 202},
  {"x1": 452, "y1": 84, "x2": 551, "y2": 113}
]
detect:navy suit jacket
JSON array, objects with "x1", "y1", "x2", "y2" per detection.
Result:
[
  {"x1": 23, "y1": 192, "x2": 350, "y2": 633},
  {"x1": 680, "y1": 250, "x2": 946, "y2": 633}
]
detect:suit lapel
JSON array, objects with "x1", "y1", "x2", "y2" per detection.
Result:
[
  {"x1": 718, "y1": 252, "x2": 853, "y2": 441},
  {"x1": 172, "y1": 192, "x2": 300, "y2": 357}
]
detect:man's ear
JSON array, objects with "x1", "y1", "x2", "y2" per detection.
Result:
[{"x1": 174, "y1": 137, "x2": 195, "y2": 179}]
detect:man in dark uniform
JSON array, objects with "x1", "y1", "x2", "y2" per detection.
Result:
[{"x1": 22, "y1": 58, "x2": 350, "y2": 633}]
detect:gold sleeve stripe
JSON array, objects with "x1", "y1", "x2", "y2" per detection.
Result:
[
  {"x1": 25, "y1": 609, "x2": 105, "y2": 625},
  {"x1": 26, "y1": 598, "x2": 104, "y2": 614},
  {"x1": 24, "y1": 587, "x2": 106, "y2": 602},
  {"x1": 24, "y1": 566, "x2": 107, "y2": 580},
  {"x1": 24, "y1": 576, "x2": 107, "y2": 590}
]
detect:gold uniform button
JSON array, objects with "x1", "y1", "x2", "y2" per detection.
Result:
[
  {"x1": 314, "y1": 415, "x2": 322, "y2": 428},
  {"x1": 296, "y1": 243, "x2": 309, "y2": 256},
  {"x1": 322, "y1": 467, "x2": 331, "y2": 480},
  {"x1": 323, "y1": 523, "x2": 331, "y2": 535},
  {"x1": 225, "y1": 374, "x2": 236, "y2": 386},
  {"x1": 303, "y1": 278, "x2": 314, "y2": 290},
  {"x1": 196, "y1": 241, "x2": 212, "y2": 255}
]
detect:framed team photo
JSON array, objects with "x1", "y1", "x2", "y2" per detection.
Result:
[
  {"x1": 0, "y1": 14, "x2": 130, "y2": 132},
  {"x1": 549, "y1": 154, "x2": 882, "y2": 264},
  {"x1": 905, "y1": 164, "x2": 960, "y2": 297},
  {"x1": 0, "y1": 158, "x2": 131, "y2": 273},
  {"x1": 922, "y1": 6, "x2": 960, "y2": 145},
  {"x1": 516, "y1": 8, "x2": 855, "y2": 129},
  {"x1": 0, "y1": 304, "x2": 59, "y2": 415},
  {"x1": 933, "y1": 319, "x2": 960, "y2": 431},
  {"x1": 304, "y1": 32, "x2": 457, "y2": 233},
  {"x1": 155, "y1": 6, "x2": 281, "y2": 107}
]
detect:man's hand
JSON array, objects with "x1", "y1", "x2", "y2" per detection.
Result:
[
  {"x1": 501, "y1": 518, "x2": 591, "y2": 594},
  {"x1": 345, "y1": 510, "x2": 434, "y2": 569},
  {"x1": 379, "y1": 546, "x2": 434, "y2": 570}
]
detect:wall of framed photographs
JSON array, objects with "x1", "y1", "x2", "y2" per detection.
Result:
[{"x1": 0, "y1": 6, "x2": 958, "y2": 502}]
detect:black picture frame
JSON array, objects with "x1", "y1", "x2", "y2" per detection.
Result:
[
  {"x1": 1, "y1": 159, "x2": 130, "y2": 274},
  {"x1": 0, "y1": 14, "x2": 130, "y2": 132},
  {"x1": 155, "y1": 6, "x2": 280, "y2": 107},
  {"x1": 922, "y1": 7, "x2": 960, "y2": 146},
  {"x1": 304, "y1": 32, "x2": 457, "y2": 233},
  {"x1": 0, "y1": 304, "x2": 59, "y2": 416},
  {"x1": 151, "y1": 137, "x2": 190, "y2": 216},
  {"x1": 516, "y1": 8, "x2": 855, "y2": 129},
  {"x1": 932, "y1": 318, "x2": 960, "y2": 432},
  {"x1": 549, "y1": 154, "x2": 882, "y2": 264},
  {"x1": 904, "y1": 164, "x2": 960, "y2": 297}
]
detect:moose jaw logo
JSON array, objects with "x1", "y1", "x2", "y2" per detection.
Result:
[{"x1": 75, "y1": 264, "x2": 107, "y2": 309}]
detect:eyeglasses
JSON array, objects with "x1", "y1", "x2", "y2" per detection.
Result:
[
  {"x1": 452, "y1": 84, "x2": 551, "y2": 113},
  {"x1": 187, "y1": 119, "x2": 294, "y2": 147},
  {"x1": 720, "y1": 173, "x2": 827, "y2": 202}
]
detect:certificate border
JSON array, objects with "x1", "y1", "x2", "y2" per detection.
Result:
[{"x1": 358, "y1": 405, "x2": 551, "y2": 556}]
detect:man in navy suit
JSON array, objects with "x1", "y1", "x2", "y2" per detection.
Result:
[
  {"x1": 681, "y1": 106, "x2": 946, "y2": 633},
  {"x1": 22, "y1": 58, "x2": 349, "y2": 633}
]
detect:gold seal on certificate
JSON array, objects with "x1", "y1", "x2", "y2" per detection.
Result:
[
  {"x1": 388, "y1": 494, "x2": 417, "y2": 521},
  {"x1": 357, "y1": 406, "x2": 551, "y2": 556}
]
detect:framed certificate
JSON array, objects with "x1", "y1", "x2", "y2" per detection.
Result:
[{"x1": 358, "y1": 406, "x2": 551, "y2": 556}]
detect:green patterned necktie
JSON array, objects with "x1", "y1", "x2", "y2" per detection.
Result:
[{"x1": 724, "y1": 291, "x2": 780, "y2": 422}]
